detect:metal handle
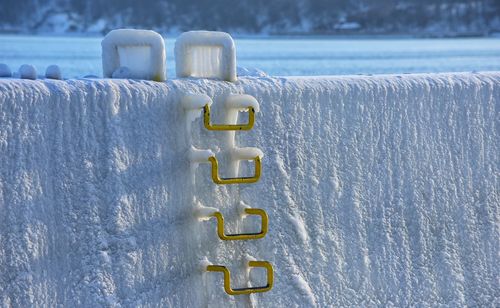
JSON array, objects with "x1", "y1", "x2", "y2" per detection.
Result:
[
  {"x1": 204, "y1": 104, "x2": 255, "y2": 131},
  {"x1": 212, "y1": 208, "x2": 268, "y2": 240},
  {"x1": 206, "y1": 261, "x2": 273, "y2": 295},
  {"x1": 208, "y1": 156, "x2": 261, "y2": 184}
]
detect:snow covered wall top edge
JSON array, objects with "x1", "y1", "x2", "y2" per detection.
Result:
[
  {"x1": 0, "y1": 72, "x2": 498, "y2": 307},
  {"x1": 1, "y1": 71, "x2": 499, "y2": 104}
]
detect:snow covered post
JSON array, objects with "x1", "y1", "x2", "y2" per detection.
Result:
[
  {"x1": 175, "y1": 31, "x2": 237, "y2": 82},
  {"x1": 101, "y1": 29, "x2": 166, "y2": 81}
]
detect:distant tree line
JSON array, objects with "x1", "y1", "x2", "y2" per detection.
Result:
[{"x1": 1, "y1": 0, "x2": 499, "y2": 35}]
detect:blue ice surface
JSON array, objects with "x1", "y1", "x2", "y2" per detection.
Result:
[{"x1": 0, "y1": 34, "x2": 499, "y2": 78}]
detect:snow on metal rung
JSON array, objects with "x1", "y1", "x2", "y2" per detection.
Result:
[
  {"x1": 206, "y1": 261, "x2": 274, "y2": 295},
  {"x1": 204, "y1": 94, "x2": 260, "y2": 131},
  {"x1": 208, "y1": 155, "x2": 261, "y2": 185},
  {"x1": 102, "y1": 29, "x2": 166, "y2": 81},
  {"x1": 182, "y1": 93, "x2": 259, "y2": 131},
  {"x1": 175, "y1": 31, "x2": 237, "y2": 82},
  {"x1": 204, "y1": 104, "x2": 255, "y2": 131},
  {"x1": 210, "y1": 208, "x2": 268, "y2": 240}
]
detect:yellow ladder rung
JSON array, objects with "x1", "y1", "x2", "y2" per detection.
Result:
[
  {"x1": 212, "y1": 208, "x2": 268, "y2": 240},
  {"x1": 204, "y1": 104, "x2": 255, "y2": 131},
  {"x1": 207, "y1": 261, "x2": 273, "y2": 295},
  {"x1": 209, "y1": 156, "x2": 261, "y2": 184}
]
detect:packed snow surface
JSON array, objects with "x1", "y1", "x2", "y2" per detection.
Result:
[{"x1": 0, "y1": 73, "x2": 498, "y2": 307}]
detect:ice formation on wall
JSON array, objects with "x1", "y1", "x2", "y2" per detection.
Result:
[
  {"x1": 181, "y1": 90, "x2": 270, "y2": 294},
  {"x1": 175, "y1": 31, "x2": 237, "y2": 82},
  {"x1": 101, "y1": 29, "x2": 166, "y2": 81},
  {"x1": 0, "y1": 72, "x2": 498, "y2": 307}
]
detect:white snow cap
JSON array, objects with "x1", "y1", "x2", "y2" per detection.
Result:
[
  {"x1": 231, "y1": 147, "x2": 264, "y2": 160},
  {"x1": 188, "y1": 147, "x2": 215, "y2": 164},
  {"x1": 181, "y1": 93, "x2": 212, "y2": 110},
  {"x1": 193, "y1": 201, "x2": 218, "y2": 221},
  {"x1": 0, "y1": 63, "x2": 12, "y2": 77},
  {"x1": 175, "y1": 31, "x2": 237, "y2": 82},
  {"x1": 101, "y1": 29, "x2": 166, "y2": 81},
  {"x1": 45, "y1": 65, "x2": 62, "y2": 80},
  {"x1": 19, "y1": 64, "x2": 37, "y2": 80},
  {"x1": 225, "y1": 94, "x2": 260, "y2": 112}
]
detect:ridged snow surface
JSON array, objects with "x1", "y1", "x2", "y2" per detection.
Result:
[{"x1": 0, "y1": 73, "x2": 498, "y2": 307}]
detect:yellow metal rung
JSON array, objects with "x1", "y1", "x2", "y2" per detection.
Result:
[
  {"x1": 207, "y1": 261, "x2": 273, "y2": 295},
  {"x1": 209, "y1": 156, "x2": 261, "y2": 184},
  {"x1": 212, "y1": 208, "x2": 268, "y2": 240},
  {"x1": 204, "y1": 104, "x2": 255, "y2": 131}
]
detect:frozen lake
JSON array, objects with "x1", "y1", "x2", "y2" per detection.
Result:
[{"x1": 0, "y1": 35, "x2": 499, "y2": 78}]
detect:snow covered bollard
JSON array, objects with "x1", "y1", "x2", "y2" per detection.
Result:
[
  {"x1": 45, "y1": 65, "x2": 62, "y2": 80},
  {"x1": 19, "y1": 64, "x2": 37, "y2": 80},
  {"x1": 0, "y1": 63, "x2": 12, "y2": 77},
  {"x1": 101, "y1": 29, "x2": 166, "y2": 81},
  {"x1": 175, "y1": 31, "x2": 237, "y2": 82}
]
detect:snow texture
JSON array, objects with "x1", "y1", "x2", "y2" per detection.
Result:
[
  {"x1": 45, "y1": 65, "x2": 62, "y2": 80},
  {"x1": 237, "y1": 67, "x2": 268, "y2": 78},
  {"x1": 175, "y1": 31, "x2": 237, "y2": 82},
  {"x1": 101, "y1": 29, "x2": 166, "y2": 82},
  {"x1": 0, "y1": 64, "x2": 12, "y2": 77},
  {"x1": 0, "y1": 72, "x2": 498, "y2": 307},
  {"x1": 18, "y1": 64, "x2": 37, "y2": 80}
]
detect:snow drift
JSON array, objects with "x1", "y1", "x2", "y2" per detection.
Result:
[{"x1": 0, "y1": 73, "x2": 498, "y2": 307}]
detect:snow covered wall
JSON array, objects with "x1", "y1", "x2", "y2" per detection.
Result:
[{"x1": 0, "y1": 73, "x2": 498, "y2": 307}]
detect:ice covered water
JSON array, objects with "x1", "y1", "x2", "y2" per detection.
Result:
[
  {"x1": 2, "y1": 35, "x2": 499, "y2": 77},
  {"x1": 117, "y1": 45, "x2": 152, "y2": 77}
]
